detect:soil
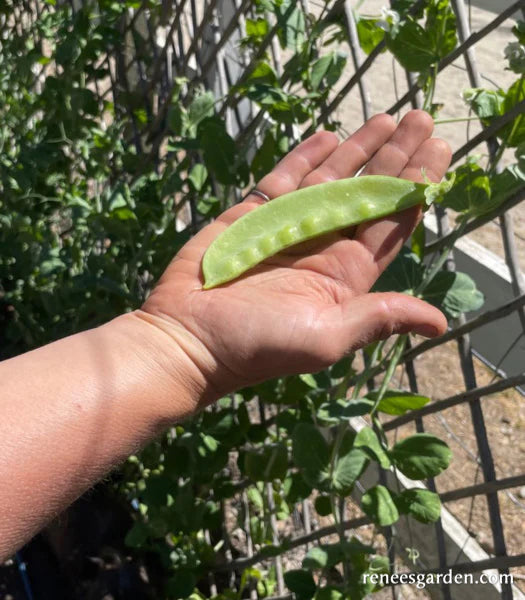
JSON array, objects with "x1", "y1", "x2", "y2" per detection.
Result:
[{"x1": 386, "y1": 340, "x2": 525, "y2": 590}]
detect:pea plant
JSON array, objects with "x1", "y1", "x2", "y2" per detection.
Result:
[
  {"x1": 120, "y1": 2, "x2": 524, "y2": 599},
  {"x1": 1, "y1": 0, "x2": 523, "y2": 598}
]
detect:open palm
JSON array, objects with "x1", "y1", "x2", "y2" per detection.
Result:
[{"x1": 141, "y1": 111, "x2": 451, "y2": 401}]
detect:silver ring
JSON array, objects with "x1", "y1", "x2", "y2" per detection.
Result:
[{"x1": 247, "y1": 188, "x2": 271, "y2": 203}]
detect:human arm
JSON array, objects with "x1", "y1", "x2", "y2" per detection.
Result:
[{"x1": 0, "y1": 110, "x2": 451, "y2": 559}]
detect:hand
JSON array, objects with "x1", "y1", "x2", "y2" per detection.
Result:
[{"x1": 139, "y1": 110, "x2": 451, "y2": 404}]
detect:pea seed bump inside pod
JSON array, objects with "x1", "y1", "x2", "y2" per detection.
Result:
[{"x1": 202, "y1": 174, "x2": 454, "y2": 289}]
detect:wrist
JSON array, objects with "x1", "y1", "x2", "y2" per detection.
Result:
[{"x1": 104, "y1": 310, "x2": 219, "y2": 426}]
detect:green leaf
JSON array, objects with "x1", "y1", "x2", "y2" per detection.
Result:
[
  {"x1": 314, "y1": 587, "x2": 344, "y2": 600},
  {"x1": 247, "y1": 487, "x2": 264, "y2": 510},
  {"x1": 165, "y1": 571, "x2": 196, "y2": 598},
  {"x1": 512, "y1": 20, "x2": 525, "y2": 45},
  {"x1": 391, "y1": 0, "x2": 425, "y2": 18},
  {"x1": 332, "y1": 433, "x2": 369, "y2": 495},
  {"x1": 390, "y1": 433, "x2": 451, "y2": 479},
  {"x1": 423, "y1": 173, "x2": 456, "y2": 206},
  {"x1": 423, "y1": 271, "x2": 484, "y2": 318},
  {"x1": 202, "y1": 408, "x2": 247, "y2": 442},
  {"x1": 502, "y1": 78, "x2": 525, "y2": 147},
  {"x1": 292, "y1": 423, "x2": 331, "y2": 488},
  {"x1": 246, "y1": 61, "x2": 279, "y2": 86},
  {"x1": 276, "y1": 1, "x2": 306, "y2": 51},
  {"x1": 317, "y1": 397, "x2": 374, "y2": 425},
  {"x1": 504, "y1": 41, "x2": 525, "y2": 75},
  {"x1": 368, "y1": 555, "x2": 390, "y2": 574},
  {"x1": 244, "y1": 442, "x2": 288, "y2": 482},
  {"x1": 387, "y1": 19, "x2": 438, "y2": 72},
  {"x1": 440, "y1": 163, "x2": 491, "y2": 216},
  {"x1": 251, "y1": 129, "x2": 277, "y2": 180},
  {"x1": 425, "y1": 0, "x2": 457, "y2": 59},
  {"x1": 491, "y1": 163, "x2": 525, "y2": 207},
  {"x1": 302, "y1": 539, "x2": 373, "y2": 571},
  {"x1": 360, "y1": 555, "x2": 390, "y2": 593},
  {"x1": 411, "y1": 221, "x2": 425, "y2": 260},
  {"x1": 356, "y1": 17, "x2": 385, "y2": 55},
  {"x1": 310, "y1": 54, "x2": 334, "y2": 91},
  {"x1": 187, "y1": 91, "x2": 215, "y2": 130},
  {"x1": 395, "y1": 488, "x2": 442, "y2": 523},
  {"x1": 259, "y1": 543, "x2": 285, "y2": 558},
  {"x1": 168, "y1": 104, "x2": 185, "y2": 135},
  {"x1": 373, "y1": 246, "x2": 423, "y2": 295},
  {"x1": 303, "y1": 546, "x2": 332, "y2": 570},
  {"x1": 196, "y1": 195, "x2": 220, "y2": 217},
  {"x1": 299, "y1": 373, "x2": 318, "y2": 388},
  {"x1": 284, "y1": 569, "x2": 316, "y2": 600},
  {"x1": 284, "y1": 472, "x2": 313, "y2": 504},
  {"x1": 366, "y1": 389, "x2": 430, "y2": 416},
  {"x1": 344, "y1": 536, "x2": 376, "y2": 555},
  {"x1": 361, "y1": 485, "x2": 399, "y2": 526},
  {"x1": 329, "y1": 354, "x2": 355, "y2": 379},
  {"x1": 125, "y1": 521, "x2": 149, "y2": 547},
  {"x1": 71, "y1": 88, "x2": 98, "y2": 116},
  {"x1": 198, "y1": 116, "x2": 243, "y2": 185},
  {"x1": 56, "y1": 35, "x2": 81, "y2": 66},
  {"x1": 188, "y1": 163, "x2": 208, "y2": 192},
  {"x1": 39, "y1": 256, "x2": 66, "y2": 276},
  {"x1": 245, "y1": 17, "x2": 269, "y2": 41},
  {"x1": 354, "y1": 427, "x2": 391, "y2": 469},
  {"x1": 387, "y1": 0, "x2": 456, "y2": 72},
  {"x1": 462, "y1": 88, "x2": 505, "y2": 120},
  {"x1": 240, "y1": 567, "x2": 261, "y2": 593},
  {"x1": 310, "y1": 52, "x2": 347, "y2": 90}
]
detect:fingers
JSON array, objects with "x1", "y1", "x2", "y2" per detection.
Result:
[
  {"x1": 272, "y1": 114, "x2": 398, "y2": 258},
  {"x1": 398, "y1": 137, "x2": 452, "y2": 183},
  {"x1": 300, "y1": 113, "x2": 396, "y2": 188},
  {"x1": 173, "y1": 130, "x2": 339, "y2": 273},
  {"x1": 353, "y1": 134, "x2": 452, "y2": 283},
  {"x1": 361, "y1": 110, "x2": 434, "y2": 177},
  {"x1": 285, "y1": 111, "x2": 441, "y2": 290},
  {"x1": 243, "y1": 130, "x2": 339, "y2": 206},
  {"x1": 323, "y1": 292, "x2": 448, "y2": 358}
]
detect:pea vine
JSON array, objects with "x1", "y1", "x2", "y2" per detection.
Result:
[{"x1": 0, "y1": 0, "x2": 523, "y2": 598}]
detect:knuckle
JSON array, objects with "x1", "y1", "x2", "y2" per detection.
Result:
[{"x1": 375, "y1": 296, "x2": 395, "y2": 339}]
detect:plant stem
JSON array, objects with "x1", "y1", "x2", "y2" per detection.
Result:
[
  {"x1": 328, "y1": 423, "x2": 350, "y2": 580},
  {"x1": 422, "y1": 64, "x2": 439, "y2": 113},
  {"x1": 370, "y1": 335, "x2": 408, "y2": 417},
  {"x1": 416, "y1": 218, "x2": 468, "y2": 294},
  {"x1": 433, "y1": 116, "x2": 479, "y2": 124}
]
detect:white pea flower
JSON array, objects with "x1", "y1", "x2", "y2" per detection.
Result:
[
  {"x1": 377, "y1": 6, "x2": 400, "y2": 32},
  {"x1": 504, "y1": 41, "x2": 525, "y2": 74},
  {"x1": 461, "y1": 88, "x2": 479, "y2": 104}
]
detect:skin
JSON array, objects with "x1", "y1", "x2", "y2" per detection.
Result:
[{"x1": 0, "y1": 110, "x2": 451, "y2": 560}]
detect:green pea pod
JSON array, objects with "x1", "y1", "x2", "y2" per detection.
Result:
[{"x1": 202, "y1": 174, "x2": 452, "y2": 289}]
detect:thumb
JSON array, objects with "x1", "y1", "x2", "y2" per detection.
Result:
[{"x1": 327, "y1": 292, "x2": 447, "y2": 354}]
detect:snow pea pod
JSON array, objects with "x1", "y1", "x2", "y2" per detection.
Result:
[{"x1": 202, "y1": 175, "x2": 447, "y2": 289}]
